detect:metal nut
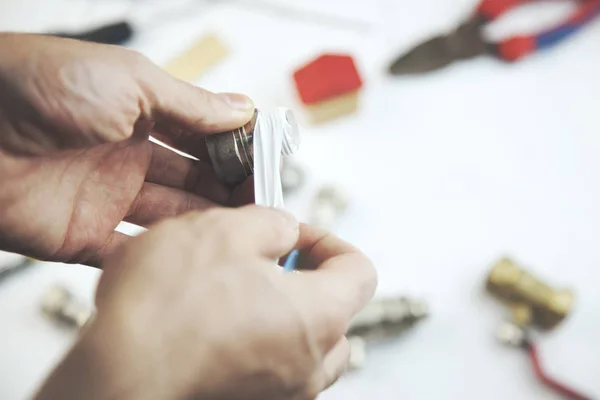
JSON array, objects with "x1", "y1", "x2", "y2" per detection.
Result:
[{"x1": 309, "y1": 186, "x2": 349, "y2": 228}]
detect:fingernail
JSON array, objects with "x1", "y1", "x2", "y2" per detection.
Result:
[{"x1": 218, "y1": 93, "x2": 254, "y2": 111}]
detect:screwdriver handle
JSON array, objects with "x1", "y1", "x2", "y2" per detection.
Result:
[{"x1": 51, "y1": 21, "x2": 134, "y2": 45}]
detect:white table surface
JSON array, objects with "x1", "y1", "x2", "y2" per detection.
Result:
[{"x1": 1, "y1": 0, "x2": 600, "y2": 399}]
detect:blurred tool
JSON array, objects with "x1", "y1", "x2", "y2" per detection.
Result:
[
  {"x1": 486, "y1": 257, "x2": 573, "y2": 330},
  {"x1": 48, "y1": 0, "x2": 371, "y2": 46},
  {"x1": 46, "y1": 1, "x2": 213, "y2": 45},
  {"x1": 40, "y1": 285, "x2": 94, "y2": 329},
  {"x1": 389, "y1": 0, "x2": 600, "y2": 75},
  {"x1": 163, "y1": 33, "x2": 228, "y2": 81},
  {"x1": 347, "y1": 297, "x2": 429, "y2": 370},
  {"x1": 293, "y1": 54, "x2": 363, "y2": 124},
  {"x1": 51, "y1": 21, "x2": 134, "y2": 45},
  {"x1": 51, "y1": 21, "x2": 228, "y2": 80},
  {"x1": 497, "y1": 322, "x2": 593, "y2": 400},
  {"x1": 49, "y1": 1, "x2": 230, "y2": 80}
]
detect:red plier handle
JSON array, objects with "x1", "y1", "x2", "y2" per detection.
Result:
[
  {"x1": 477, "y1": 0, "x2": 532, "y2": 20},
  {"x1": 476, "y1": 0, "x2": 600, "y2": 61}
]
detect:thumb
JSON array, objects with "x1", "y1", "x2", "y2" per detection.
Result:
[{"x1": 141, "y1": 64, "x2": 255, "y2": 134}]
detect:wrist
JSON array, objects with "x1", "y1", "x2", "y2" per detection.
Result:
[{"x1": 34, "y1": 317, "x2": 139, "y2": 400}]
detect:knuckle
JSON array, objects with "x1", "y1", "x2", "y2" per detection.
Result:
[
  {"x1": 125, "y1": 48, "x2": 151, "y2": 69},
  {"x1": 330, "y1": 313, "x2": 351, "y2": 340},
  {"x1": 249, "y1": 204, "x2": 295, "y2": 230},
  {"x1": 321, "y1": 310, "x2": 350, "y2": 347},
  {"x1": 184, "y1": 207, "x2": 222, "y2": 227},
  {"x1": 151, "y1": 218, "x2": 187, "y2": 239},
  {"x1": 187, "y1": 208, "x2": 239, "y2": 241},
  {"x1": 191, "y1": 89, "x2": 227, "y2": 130},
  {"x1": 203, "y1": 208, "x2": 235, "y2": 231}
]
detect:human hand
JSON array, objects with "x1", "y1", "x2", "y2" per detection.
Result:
[
  {"x1": 34, "y1": 206, "x2": 377, "y2": 400},
  {"x1": 0, "y1": 33, "x2": 255, "y2": 266}
]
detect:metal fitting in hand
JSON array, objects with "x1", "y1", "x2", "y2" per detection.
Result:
[
  {"x1": 486, "y1": 258, "x2": 573, "y2": 330},
  {"x1": 205, "y1": 109, "x2": 258, "y2": 187},
  {"x1": 205, "y1": 108, "x2": 300, "y2": 187},
  {"x1": 41, "y1": 285, "x2": 93, "y2": 329}
]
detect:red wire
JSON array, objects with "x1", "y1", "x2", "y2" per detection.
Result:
[{"x1": 528, "y1": 343, "x2": 593, "y2": 400}]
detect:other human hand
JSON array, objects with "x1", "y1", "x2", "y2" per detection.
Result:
[
  {"x1": 35, "y1": 206, "x2": 378, "y2": 400},
  {"x1": 0, "y1": 33, "x2": 255, "y2": 266}
]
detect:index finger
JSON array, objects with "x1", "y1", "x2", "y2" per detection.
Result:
[{"x1": 284, "y1": 224, "x2": 377, "y2": 352}]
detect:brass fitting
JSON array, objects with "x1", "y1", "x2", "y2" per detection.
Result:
[{"x1": 486, "y1": 258, "x2": 573, "y2": 329}]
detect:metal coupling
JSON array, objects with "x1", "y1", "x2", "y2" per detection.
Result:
[
  {"x1": 205, "y1": 108, "x2": 300, "y2": 187},
  {"x1": 281, "y1": 162, "x2": 305, "y2": 194},
  {"x1": 40, "y1": 285, "x2": 94, "y2": 329},
  {"x1": 309, "y1": 186, "x2": 349, "y2": 228},
  {"x1": 346, "y1": 297, "x2": 428, "y2": 371},
  {"x1": 348, "y1": 297, "x2": 429, "y2": 340},
  {"x1": 348, "y1": 336, "x2": 367, "y2": 370},
  {"x1": 486, "y1": 258, "x2": 573, "y2": 330},
  {"x1": 205, "y1": 109, "x2": 258, "y2": 187}
]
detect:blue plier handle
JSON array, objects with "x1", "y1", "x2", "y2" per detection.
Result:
[{"x1": 478, "y1": 0, "x2": 600, "y2": 61}]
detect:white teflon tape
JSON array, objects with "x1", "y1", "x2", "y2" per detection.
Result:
[{"x1": 253, "y1": 108, "x2": 301, "y2": 209}]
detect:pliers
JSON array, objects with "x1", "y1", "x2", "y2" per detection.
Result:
[{"x1": 389, "y1": 0, "x2": 600, "y2": 75}]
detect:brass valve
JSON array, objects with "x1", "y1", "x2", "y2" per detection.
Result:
[{"x1": 486, "y1": 258, "x2": 573, "y2": 330}]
